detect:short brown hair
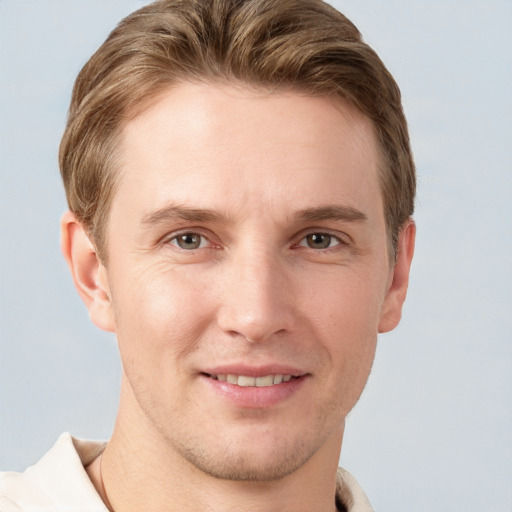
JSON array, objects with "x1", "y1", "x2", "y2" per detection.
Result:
[{"x1": 60, "y1": 0, "x2": 415, "y2": 259}]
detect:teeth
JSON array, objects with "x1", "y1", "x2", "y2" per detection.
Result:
[
  {"x1": 226, "y1": 374, "x2": 238, "y2": 384},
  {"x1": 255, "y1": 375, "x2": 274, "y2": 387},
  {"x1": 213, "y1": 374, "x2": 295, "y2": 387},
  {"x1": 273, "y1": 374, "x2": 283, "y2": 384},
  {"x1": 238, "y1": 375, "x2": 255, "y2": 387}
]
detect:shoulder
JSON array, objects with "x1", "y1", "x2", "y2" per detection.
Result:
[{"x1": 0, "y1": 433, "x2": 107, "y2": 512}]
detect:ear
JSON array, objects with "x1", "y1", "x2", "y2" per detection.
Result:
[
  {"x1": 378, "y1": 219, "x2": 416, "y2": 333},
  {"x1": 60, "y1": 211, "x2": 116, "y2": 333}
]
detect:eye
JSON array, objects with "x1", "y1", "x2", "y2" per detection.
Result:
[
  {"x1": 299, "y1": 233, "x2": 341, "y2": 250},
  {"x1": 169, "y1": 232, "x2": 208, "y2": 250}
]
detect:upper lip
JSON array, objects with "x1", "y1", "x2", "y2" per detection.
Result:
[{"x1": 201, "y1": 364, "x2": 307, "y2": 378}]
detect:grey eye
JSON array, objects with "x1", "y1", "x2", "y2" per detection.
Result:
[
  {"x1": 300, "y1": 233, "x2": 340, "y2": 249},
  {"x1": 171, "y1": 233, "x2": 205, "y2": 250}
]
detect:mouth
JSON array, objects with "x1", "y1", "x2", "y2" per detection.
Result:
[
  {"x1": 200, "y1": 368, "x2": 308, "y2": 408},
  {"x1": 204, "y1": 373, "x2": 299, "y2": 387}
]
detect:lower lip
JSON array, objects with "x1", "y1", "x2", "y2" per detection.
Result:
[{"x1": 200, "y1": 375, "x2": 307, "y2": 408}]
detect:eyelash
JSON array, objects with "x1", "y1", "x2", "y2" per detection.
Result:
[{"x1": 164, "y1": 230, "x2": 347, "y2": 252}]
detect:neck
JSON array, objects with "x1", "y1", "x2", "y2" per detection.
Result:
[{"x1": 93, "y1": 382, "x2": 344, "y2": 512}]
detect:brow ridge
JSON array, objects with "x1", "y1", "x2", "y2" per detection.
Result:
[
  {"x1": 141, "y1": 204, "x2": 226, "y2": 225},
  {"x1": 294, "y1": 205, "x2": 367, "y2": 223},
  {"x1": 141, "y1": 203, "x2": 367, "y2": 227}
]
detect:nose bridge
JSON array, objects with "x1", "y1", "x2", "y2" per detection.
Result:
[{"x1": 217, "y1": 241, "x2": 293, "y2": 342}]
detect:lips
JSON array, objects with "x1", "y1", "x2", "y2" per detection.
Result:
[{"x1": 200, "y1": 366, "x2": 307, "y2": 408}]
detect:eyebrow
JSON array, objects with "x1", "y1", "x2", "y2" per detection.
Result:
[
  {"x1": 141, "y1": 204, "x2": 367, "y2": 227},
  {"x1": 294, "y1": 205, "x2": 368, "y2": 223},
  {"x1": 141, "y1": 204, "x2": 228, "y2": 225}
]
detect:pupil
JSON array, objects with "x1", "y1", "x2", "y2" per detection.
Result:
[
  {"x1": 308, "y1": 233, "x2": 330, "y2": 249},
  {"x1": 178, "y1": 233, "x2": 200, "y2": 249}
]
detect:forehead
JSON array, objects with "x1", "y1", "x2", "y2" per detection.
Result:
[{"x1": 113, "y1": 82, "x2": 382, "y2": 223}]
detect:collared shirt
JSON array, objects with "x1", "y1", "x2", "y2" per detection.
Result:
[{"x1": 0, "y1": 433, "x2": 373, "y2": 511}]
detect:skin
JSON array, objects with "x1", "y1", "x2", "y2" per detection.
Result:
[{"x1": 62, "y1": 83, "x2": 415, "y2": 511}]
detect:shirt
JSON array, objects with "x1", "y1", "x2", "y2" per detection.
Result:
[{"x1": 0, "y1": 433, "x2": 373, "y2": 511}]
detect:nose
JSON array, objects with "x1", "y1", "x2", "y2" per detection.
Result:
[{"x1": 216, "y1": 245, "x2": 295, "y2": 343}]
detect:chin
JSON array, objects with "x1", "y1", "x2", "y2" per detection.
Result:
[{"x1": 175, "y1": 431, "x2": 319, "y2": 482}]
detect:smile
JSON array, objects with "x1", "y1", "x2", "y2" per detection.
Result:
[
  {"x1": 201, "y1": 370, "x2": 308, "y2": 408},
  {"x1": 208, "y1": 374, "x2": 297, "y2": 387}
]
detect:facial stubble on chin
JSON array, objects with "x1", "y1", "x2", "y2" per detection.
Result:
[
  {"x1": 126, "y1": 380, "x2": 316, "y2": 481},
  {"x1": 170, "y1": 427, "x2": 322, "y2": 482}
]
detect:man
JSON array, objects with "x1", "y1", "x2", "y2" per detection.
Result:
[{"x1": 0, "y1": 0, "x2": 415, "y2": 510}]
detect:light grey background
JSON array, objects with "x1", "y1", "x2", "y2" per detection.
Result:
[{"x1": 1, "y1": 1, "x2": 511, "y2": 510}]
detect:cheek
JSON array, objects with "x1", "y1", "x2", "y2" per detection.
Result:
[
  {"x1": 305, "y1": 270, "x2": 384, "y2": 397},
  {"x1": 325, "y1": 305, "x2": 378, "y2": 388},
  {"x1": 109, "y1": 262, "x2": 215, "y2": 364},
  {"x1": 307, "y1": 266, "x2": 387, "y2": 338}
]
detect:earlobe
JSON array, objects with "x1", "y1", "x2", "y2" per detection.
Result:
[
  {"x1": 60, "y1": 211, "x2": 116, "y2": 333},
  {"x1": 378, "y1": 219, "x2": 416, "y2": 334}
]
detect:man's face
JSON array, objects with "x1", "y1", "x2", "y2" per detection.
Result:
[{"x1": 99, "y1": 83, "x2": 401, "y2": 480}]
